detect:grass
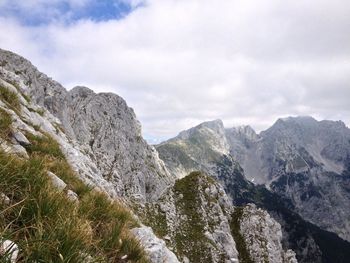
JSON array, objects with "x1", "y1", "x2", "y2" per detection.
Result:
[
  {"x1": 0, "y1": 132, "x2": 149, "y2": 262},
  {"x1": 0, "y1": 86, "x2": 20, "y2": 112},
  {"x1": 0, "y1": 108, "x2": 12, "y2": 141},
  {"x1": 25, "y1": 133, "x2": 66, "y2": 160}
]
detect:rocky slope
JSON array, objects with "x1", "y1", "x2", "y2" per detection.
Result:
[
  {"x1": 157, "y1": 119, "x2": 350, "y2": 262},
  {"x1": 226, "y1": 116, "x2": 350, "y2": 242}
]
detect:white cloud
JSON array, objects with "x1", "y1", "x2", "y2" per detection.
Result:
[{"x1": 0, "y1": 0, "x2": 349, "y2": 141}]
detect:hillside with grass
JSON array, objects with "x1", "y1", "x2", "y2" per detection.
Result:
[{"x1": 0, "y1": 82, "x2": 148, "y2": 262}]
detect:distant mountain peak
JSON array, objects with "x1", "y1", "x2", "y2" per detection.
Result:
[
  {"x1": 198, "y1": 119, "x2": 224, "y2": 130},
  {"x1": 173, "y1": 119, "x2": 225, "y2": 141}
]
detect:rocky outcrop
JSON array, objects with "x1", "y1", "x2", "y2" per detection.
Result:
[
  {"x1": 238, "y1": 204, "x2": 297, "y2": 263},
  {"x1": 0, "y1": 48, "x2": 173, "y2": 203},
  {"x1": 0, "y1": 62, "x2": 119, "y2": 198},
  {"x1": 137, "y1": 171, "x2": 238, "y2": 262},
  {"x1": 132, "y1": 226, "x2": 180, "y2": 263},
  {"x1": 65, "y1": 86, "x2": 173, "y2": 202},
  {"x1": 138, "y1": 171, "x2": 296, "y2": 263}
]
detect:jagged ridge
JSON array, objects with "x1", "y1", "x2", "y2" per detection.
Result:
[{"x1": 157, "y1": 119, "x2": 350, "y2": 263}]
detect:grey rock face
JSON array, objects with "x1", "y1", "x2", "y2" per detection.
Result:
[
  {"x1": 65, "y1": 86, "x2": 173, "y2": 202},
  {"x1": 138, "y1": 171, "x2": 295, "y2": 263},
  {"x1": 237, "y1": 116, "x2": 350, "y2": 183},
  {"x1": 284, "y1": 249, "x2": 298, "y2": 263},
  {"x1": 0, "y1": 49, "x2": 72, "y2": 133},
  {"x1": 12, "y1": 130, "x2": 30, "y2": 146},
  {"x1": 1, "y1": 142, "x2": 29, "y2": 159}
]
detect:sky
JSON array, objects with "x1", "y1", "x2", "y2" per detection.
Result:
[{"x1": 0, "y1": 0, "x2": 349, "y2": 143}]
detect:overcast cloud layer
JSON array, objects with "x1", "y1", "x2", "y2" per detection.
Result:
[{"x1": 0, "y1": 0, "x2": 349, "y2": 143}]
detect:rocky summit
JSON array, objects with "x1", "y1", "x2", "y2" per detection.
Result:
[{"x1": 0, "y1": 48, "x2": 349, "y2": 263}]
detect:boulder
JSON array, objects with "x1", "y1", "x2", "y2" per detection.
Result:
[{"x1": 132, "y1": 226, "x2": 180, "y2": 263}]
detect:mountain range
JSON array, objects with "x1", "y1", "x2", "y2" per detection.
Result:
[{"x1": 1, "y1": 48, "x2": 349, "y2": 263}]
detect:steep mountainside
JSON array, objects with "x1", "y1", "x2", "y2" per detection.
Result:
[
  {"x1": 0, "y1": 48, "x2": 300, "y2": 262},
  {"x1": 0, "y1": 48, "x2": 173, "y2": 203},
  {"x1": 157, "y1": 120, "x2": 350, "y2": 263}
]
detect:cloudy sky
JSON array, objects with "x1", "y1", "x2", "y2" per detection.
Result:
[{"x1": 0, "y1": 0, "x2": 349, "y2": 143}]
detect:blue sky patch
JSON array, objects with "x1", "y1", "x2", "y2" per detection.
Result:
[{"x1": 0, "y1": 0, "x2": 143, "y2": 26}]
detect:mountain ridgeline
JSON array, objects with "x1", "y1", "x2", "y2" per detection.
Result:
[
  {"x1": 157, "y1": 119, "x2": 350, "y2": 262},
  {"x1": 0, "y1": 48, "x2": 349, "y2": 263}
]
